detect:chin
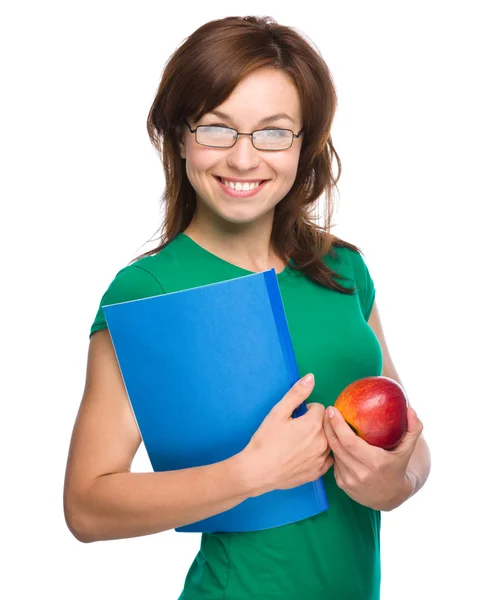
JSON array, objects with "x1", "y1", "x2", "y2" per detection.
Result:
[
  {"x1": 195, "y1": 187, "x2": 278, "y2": 226},
  {"x1": 216, "y1": 208, "x2": 273, "y2": 226}
]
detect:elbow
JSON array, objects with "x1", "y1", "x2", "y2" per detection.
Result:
[{"x1": 64, "y1": 498, "x2": 96, "y2": 544}]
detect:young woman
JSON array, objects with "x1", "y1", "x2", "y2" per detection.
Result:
[{"x1": 63, "y1": 15, "x2": 430, "y2": 600}]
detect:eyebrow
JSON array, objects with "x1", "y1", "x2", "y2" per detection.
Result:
[{"x1": 206, "y1": 110, "x2": 296, "y2": 126}]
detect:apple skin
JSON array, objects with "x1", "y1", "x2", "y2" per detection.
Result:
[{"x1": 333, "y1": 376, "x2": 408, "y2": 450}]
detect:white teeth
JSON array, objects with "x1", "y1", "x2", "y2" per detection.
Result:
[{"x1": 220, "y1": 178, "x2": 262, "y2": 191}]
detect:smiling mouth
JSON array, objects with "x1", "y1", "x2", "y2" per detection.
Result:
[
  {"x1": 214, "y1": 176, "x2": 268, "y2": 189},
  {"x1": 213, "y1": 175, "x2": 270, "y2": 198}
]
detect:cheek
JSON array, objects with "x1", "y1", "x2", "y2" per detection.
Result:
[
  {"x1": 185, "y1": 153, "x2": 214, "y2": 187},
  {"x1": 275, "y1": 156, "x2": 300, "y2": 187},
  {"x1": 272, "y1": 149, "x2": 300, "y2": 176},
  {"x1": 186, "y1": 146, "x2": 221, "y2": 177}
]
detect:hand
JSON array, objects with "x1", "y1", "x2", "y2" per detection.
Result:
[
  {"x1": 242, "y1": 374, "x2": 333, "y2": 497},
  {"x1": 323, "y1": 404, "x2": 423, "y2": 510}
]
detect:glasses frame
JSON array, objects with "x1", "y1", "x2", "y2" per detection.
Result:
[{"x1": 181, "y1": 118, "x2": 304, "y2": 151}]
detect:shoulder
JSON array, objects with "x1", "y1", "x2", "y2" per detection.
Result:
[
  {"x1": 327, "y1": 242, "x2": 372, "y2": 279},
  {"x1": 327, "y1": 241, "x2": 365, "y2": 265},
  {"x1": 322, "y1": 242, "x2": 368, "y2": 282},
  {"x1": 104, "y1": 259, "x2": 165, "y2": 298},
  {"x1": 89, "y1": 257, "x2": 166, "y2": 339},
  {"x1": 325, "y1": 241, "x2": 376, "y2": 321}
]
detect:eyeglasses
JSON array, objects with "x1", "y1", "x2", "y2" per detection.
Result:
[{"x1": 182, "y1": 118, "x2": 303, "y2": 151}]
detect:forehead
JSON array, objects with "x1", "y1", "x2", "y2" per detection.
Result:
[{"x1": 208, "y1": 68, "x2": 301, "y2": 126}]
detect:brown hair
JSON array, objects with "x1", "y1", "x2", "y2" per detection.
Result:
[{"x1": 134, "y1": 15, "x2": 364, "y2": 294}]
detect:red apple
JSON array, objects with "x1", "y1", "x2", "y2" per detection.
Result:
[{"x1": 334, "y1": 376, "x2": 408, "y2": 449}]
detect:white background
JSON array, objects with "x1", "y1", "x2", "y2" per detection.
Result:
[{"x1": 2, "y1": 1, "x2": 480, "y2": 598}]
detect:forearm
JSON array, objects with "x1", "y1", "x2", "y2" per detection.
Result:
[
  {"x1": 406, "y1": 434, "x2": 431, "y2": 496},
  {"x1": 382, "y1": 435, "x2": 431, "y2": 511},
  {"x1": 74, "y1": 451, "x2": 256, "y2": 543}
]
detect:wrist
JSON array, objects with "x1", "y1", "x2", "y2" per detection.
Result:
[
  {"x1": 380, "y1": 473, "x2": 416, "y2": 512},
  {"x1": 232, "y1": 449, "x2": 269, "y2": 499}
]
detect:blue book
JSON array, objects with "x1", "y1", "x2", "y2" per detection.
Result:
[{"x1": 103, "y1": 268, "x2": 328, "y2": 533}]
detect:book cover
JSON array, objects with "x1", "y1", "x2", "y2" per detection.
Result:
[{"x1": 103, "y1": 268, "x2": 328, "y2": 533}]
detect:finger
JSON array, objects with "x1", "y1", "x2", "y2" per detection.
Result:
[
  {"x1": 407, "y1": 406, "x2": 424, "y2": 436},
  {"x1": 277, "y1": 374, "x2": 315, "y2": 420},
  {"x1": 325, "y1": 406, "x2": 380, "y2": 466},
  {"x1": 323, "y1": 410, "x2": 365, "y2": 473},
  {"x1": 320, "y1": 453, "x2": 334, "y2": 476},
  {"x1": 305, "y1": 403, "x2": 325, "y2": 421},
  {"x1": 333, "y1": 460, "x2": 348, "y2": 490},
  {"x1": 306, "y1": 401, "x2": 325, "y2": 412},
  {"x1": 391, "y1": 406, "x2": 424, "y2": 453}
]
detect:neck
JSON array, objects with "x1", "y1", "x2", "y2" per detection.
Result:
[{"x1": 182, "y1": 211, "x2": 285, "y2": 273}]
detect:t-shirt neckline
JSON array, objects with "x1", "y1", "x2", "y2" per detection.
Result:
[{"x1": 178, "y1": 232, "x2": 292, "y2": 280}]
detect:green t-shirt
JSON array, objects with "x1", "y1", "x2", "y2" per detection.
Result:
[{"x1": 90, "y1": 232, "x2": 382, "y2": 600}]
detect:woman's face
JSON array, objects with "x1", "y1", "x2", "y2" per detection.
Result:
[{"x1": 179, "y1": 67, "x2": 303, "y2": 229}]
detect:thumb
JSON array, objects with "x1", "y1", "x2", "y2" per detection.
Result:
[
  {"x1": 406, "y1": 406, "x2": 423, "y2": 436},
  {"x1": 395, "y1": 406, "x2": 423, "y2": 452},
  {"x1": 276, "y1": 373, "x2": 315, "y2": 419}
]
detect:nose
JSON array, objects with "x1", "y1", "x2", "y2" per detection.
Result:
[{"x1": 226, "y1": 134, "x2": 262, "y2": 171}]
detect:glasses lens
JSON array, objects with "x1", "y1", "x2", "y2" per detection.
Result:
[
  {"x1": 197, "y1": 126, "x2": 237, "y2": 147},
  {"x1": 253, "y1": 129, "x2": 293, "y2": 150}
]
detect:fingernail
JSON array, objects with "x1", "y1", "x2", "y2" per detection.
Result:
[
  {"x1": 300, "y1": 373, "x2": 314, "y2": 386},
  {"x1": 328, "y1": 407, "x2": 335, "y2": 419}
]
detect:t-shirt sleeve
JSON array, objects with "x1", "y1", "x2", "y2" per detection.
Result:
[
  {"x1": 89, "y1": 264, "x2": 165, "y2": 339},
  {"x1": 349, "y1": 249, "x2": 376, "y2": 321}
]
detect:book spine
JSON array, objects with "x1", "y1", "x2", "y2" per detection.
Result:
[
  {"x1": 262, "y1": 270, "x2": 306, "y2": 417},
  {"x1": 262, "y1": 270, "x2": 327, "y2": 511}
]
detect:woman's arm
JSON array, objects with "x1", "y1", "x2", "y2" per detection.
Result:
[
  {"x1": 63, "y1": 330, "x2": 256, "y2": 543},
  {"x1": 73, "y1": 453, "x2": 252, "y2": 543},
  {"x1": 398, "y1": 429, "x2": 431, "y2": 504}
]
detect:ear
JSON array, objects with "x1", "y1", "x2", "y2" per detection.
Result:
[{"x1": 176, "y1": 124, "x2": 186, "y2": 159}]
